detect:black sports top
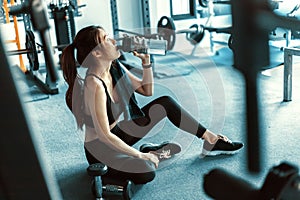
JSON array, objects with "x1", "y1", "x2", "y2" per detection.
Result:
[{"x1": 83, "y1": 73, "x2": 122, "y2": 127}]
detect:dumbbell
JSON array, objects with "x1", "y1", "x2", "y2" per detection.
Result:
[
  {"x1": 101, "y1": 179, "x2": 134, "y2": 200},
  {"x1": 87, "y1": 163, "x2": 134, "y2": 200},
  {"x1": 87, "y1": 163, "x2": 108, "y2": 200}
]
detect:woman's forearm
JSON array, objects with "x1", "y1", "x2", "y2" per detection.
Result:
[
  {"x1": 141, "y1": 66, "x2": 154, "y2": 96},
  {"x1": 101, "y1": 132, "x2": 142, "y2": 158}
]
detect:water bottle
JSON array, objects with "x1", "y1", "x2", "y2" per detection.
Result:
[{"x1": 117, "y1": 36, "x2": 167, "y2": 55}]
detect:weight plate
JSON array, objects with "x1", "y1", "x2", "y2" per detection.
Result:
[
  {"x1": 187, "y1": 24, "x2": 205, "y2": 45},
  {"x1": 199, "y1": 0, "x2": 209, "y2": 7},
  {"x1": 0, "y1": 7, "x2": 5, "y2": 24},
  {"x1": 157, "y1": 16, "x2": 176, "y2": 50},
  {"x1": 228, "y1": 34, "x2": 234, "y2": 50},
  {"x1": 25, "y1": 30, "x2": 39, "y2": 71}
]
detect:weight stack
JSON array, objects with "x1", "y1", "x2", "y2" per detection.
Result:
[{"x1": 51, "y1": 5, "x2": 76, "y2": 51}]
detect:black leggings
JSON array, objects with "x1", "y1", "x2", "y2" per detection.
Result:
[{"x1": 84, "y1": 96, "x2": 207, "y2": 184}]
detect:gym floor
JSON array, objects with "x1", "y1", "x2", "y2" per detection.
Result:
[{"x1": 13, "y1": 34, "x2": 300, "y2": 199}]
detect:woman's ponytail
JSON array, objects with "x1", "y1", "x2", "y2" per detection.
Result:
[
  {"x1": 61, "y1": 44, "x2": 77, "y2": 111},
  {"x1": 60, "y1": 25, "x2": 104, "y2": 129}
]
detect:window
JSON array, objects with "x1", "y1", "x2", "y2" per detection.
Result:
[{"x1": 170, "y1": 0, "x2": 197, "y2": 20}]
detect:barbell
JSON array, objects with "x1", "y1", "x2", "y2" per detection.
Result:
[
  {"x1": 7, "y1": 30, "x2": 67, "y2": 71},
  {"x1": 115, "y1": 15, "x2": 222, "y2": 51},
  {"x1": 157, "y1": 16, "x2": 209, "y2": 48},
  {"x1": 116, "y1": 16, "x2": 206, "y2": 51},
  {"x1": 158, "y1": 16, "x2": 234, "y2": 50},
  {"x1": 7, "y1": 30, "x2": 40, "y2": 71}
]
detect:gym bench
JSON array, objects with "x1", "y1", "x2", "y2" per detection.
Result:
[{"x1": 283, "y1": 47, "x2": 300, "y2": 101}]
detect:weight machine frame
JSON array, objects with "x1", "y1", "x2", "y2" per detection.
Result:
[{"x1": 14, "y1": 0, "x2": 59, "y2": 94}]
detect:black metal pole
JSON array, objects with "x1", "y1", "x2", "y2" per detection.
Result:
[
  {"x1": 231, "y1": 0, "x2": 270, "y2": 172},
  {"x1": 244, "y1": 72, "x2": 262, "y2": 172}
]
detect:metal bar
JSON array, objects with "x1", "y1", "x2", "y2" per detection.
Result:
[
  {"x1": 176, "y1": 29, "x2": 198, "y2": 34},
  {"x1": 245, "y1": 73, "x2": 262, "y2": 172},
  {"x1": 283, "y1": 47, "x2": 300, "y2": 101},
  {"x1": 21, "y1": 0, "x2": 32, "y2": 31},
  {"x1": 285, "y1": 47, "x2": 300, "y2": 56},
  {"x1": 11, "y1": 0, "x2": 26, "y2": 72},
  {"x1": 141, "y1": 0, "x2": 151, "y2": 35},
  {"x1": 23, "y1": 13, "x2": 32, "y2": 31},
  {"x1": 7, "y1": 49, "x2": 32, "y2": 55},
  {"x1": 3, "y1": 0, "x2": 10, "y2": 23},
  {"x1": 110, "y1": 0, "x2": 119, "y2": 36},
  {"x1": 114, "y1": 28, "x2": 146, "y2": 37},
  {"x1": 5, "y1": 39, "x2": 18, "y2": 43},
  {"x1": 140, "y1": 0, "x2": 157, "y2": 77}
]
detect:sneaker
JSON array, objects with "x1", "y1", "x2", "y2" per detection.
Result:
[
  {"x1": 139, "y1": 141, "x2": 181, "y2": 160},
  {"x1": 201, "y1": 134, "x2": 244, "y2": 156}
]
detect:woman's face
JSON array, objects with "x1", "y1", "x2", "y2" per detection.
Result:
[{"x1": 97, "y1": 29, "x2": 121, "y2": 60}]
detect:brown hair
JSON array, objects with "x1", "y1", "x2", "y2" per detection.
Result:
[{"x1": 60, "y1": 25, "x2": 103, "y2": 128}]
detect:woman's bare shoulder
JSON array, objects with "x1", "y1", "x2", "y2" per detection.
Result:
[{"x1": 85, "y1": 75, "x2": 106, "y2": 95}]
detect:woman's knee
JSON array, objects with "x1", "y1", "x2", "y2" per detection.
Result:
[
  {"x1": 156, "y1": 95, "x2": 176, "y2": 105},
  {"x1": 130, "y1": 170, "x2": 156, "y2": 184},
  {"x1": 128, "y1": 159, "x2": 156, "y2": 184},
  {"x1": 155, "y1": 95, "x2": 181, "y2": 113}
]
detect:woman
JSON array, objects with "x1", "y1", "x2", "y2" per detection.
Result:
[{"x1": 61, "y1": 25, "x2": 243, "y2": 185}]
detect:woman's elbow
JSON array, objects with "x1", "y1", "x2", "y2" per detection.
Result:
[
  {"x1": 138, "y1": 85, "x2": 153, "y2": 96},
  {"x1": 144, "y1": 88, "x2": 154, "y2": 96}
]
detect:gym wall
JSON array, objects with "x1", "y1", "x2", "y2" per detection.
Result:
[{"x1": 75, "y1": 0, "x2": 113, "y2": 34}]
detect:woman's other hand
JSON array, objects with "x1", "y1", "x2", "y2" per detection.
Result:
[{"x1": 139, "y1": 152, "x2": 159, "y2": 168}]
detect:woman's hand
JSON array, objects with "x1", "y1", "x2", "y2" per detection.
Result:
[
  {"x1": 131, "y1": 36, "x2": 151, "y2": 65},
  {"x1": 133, "y1": 51, "x2": 150, "y2": 65},
  {"x1": 139, "y1": 152, "x2": 160, "y2": 168}
]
